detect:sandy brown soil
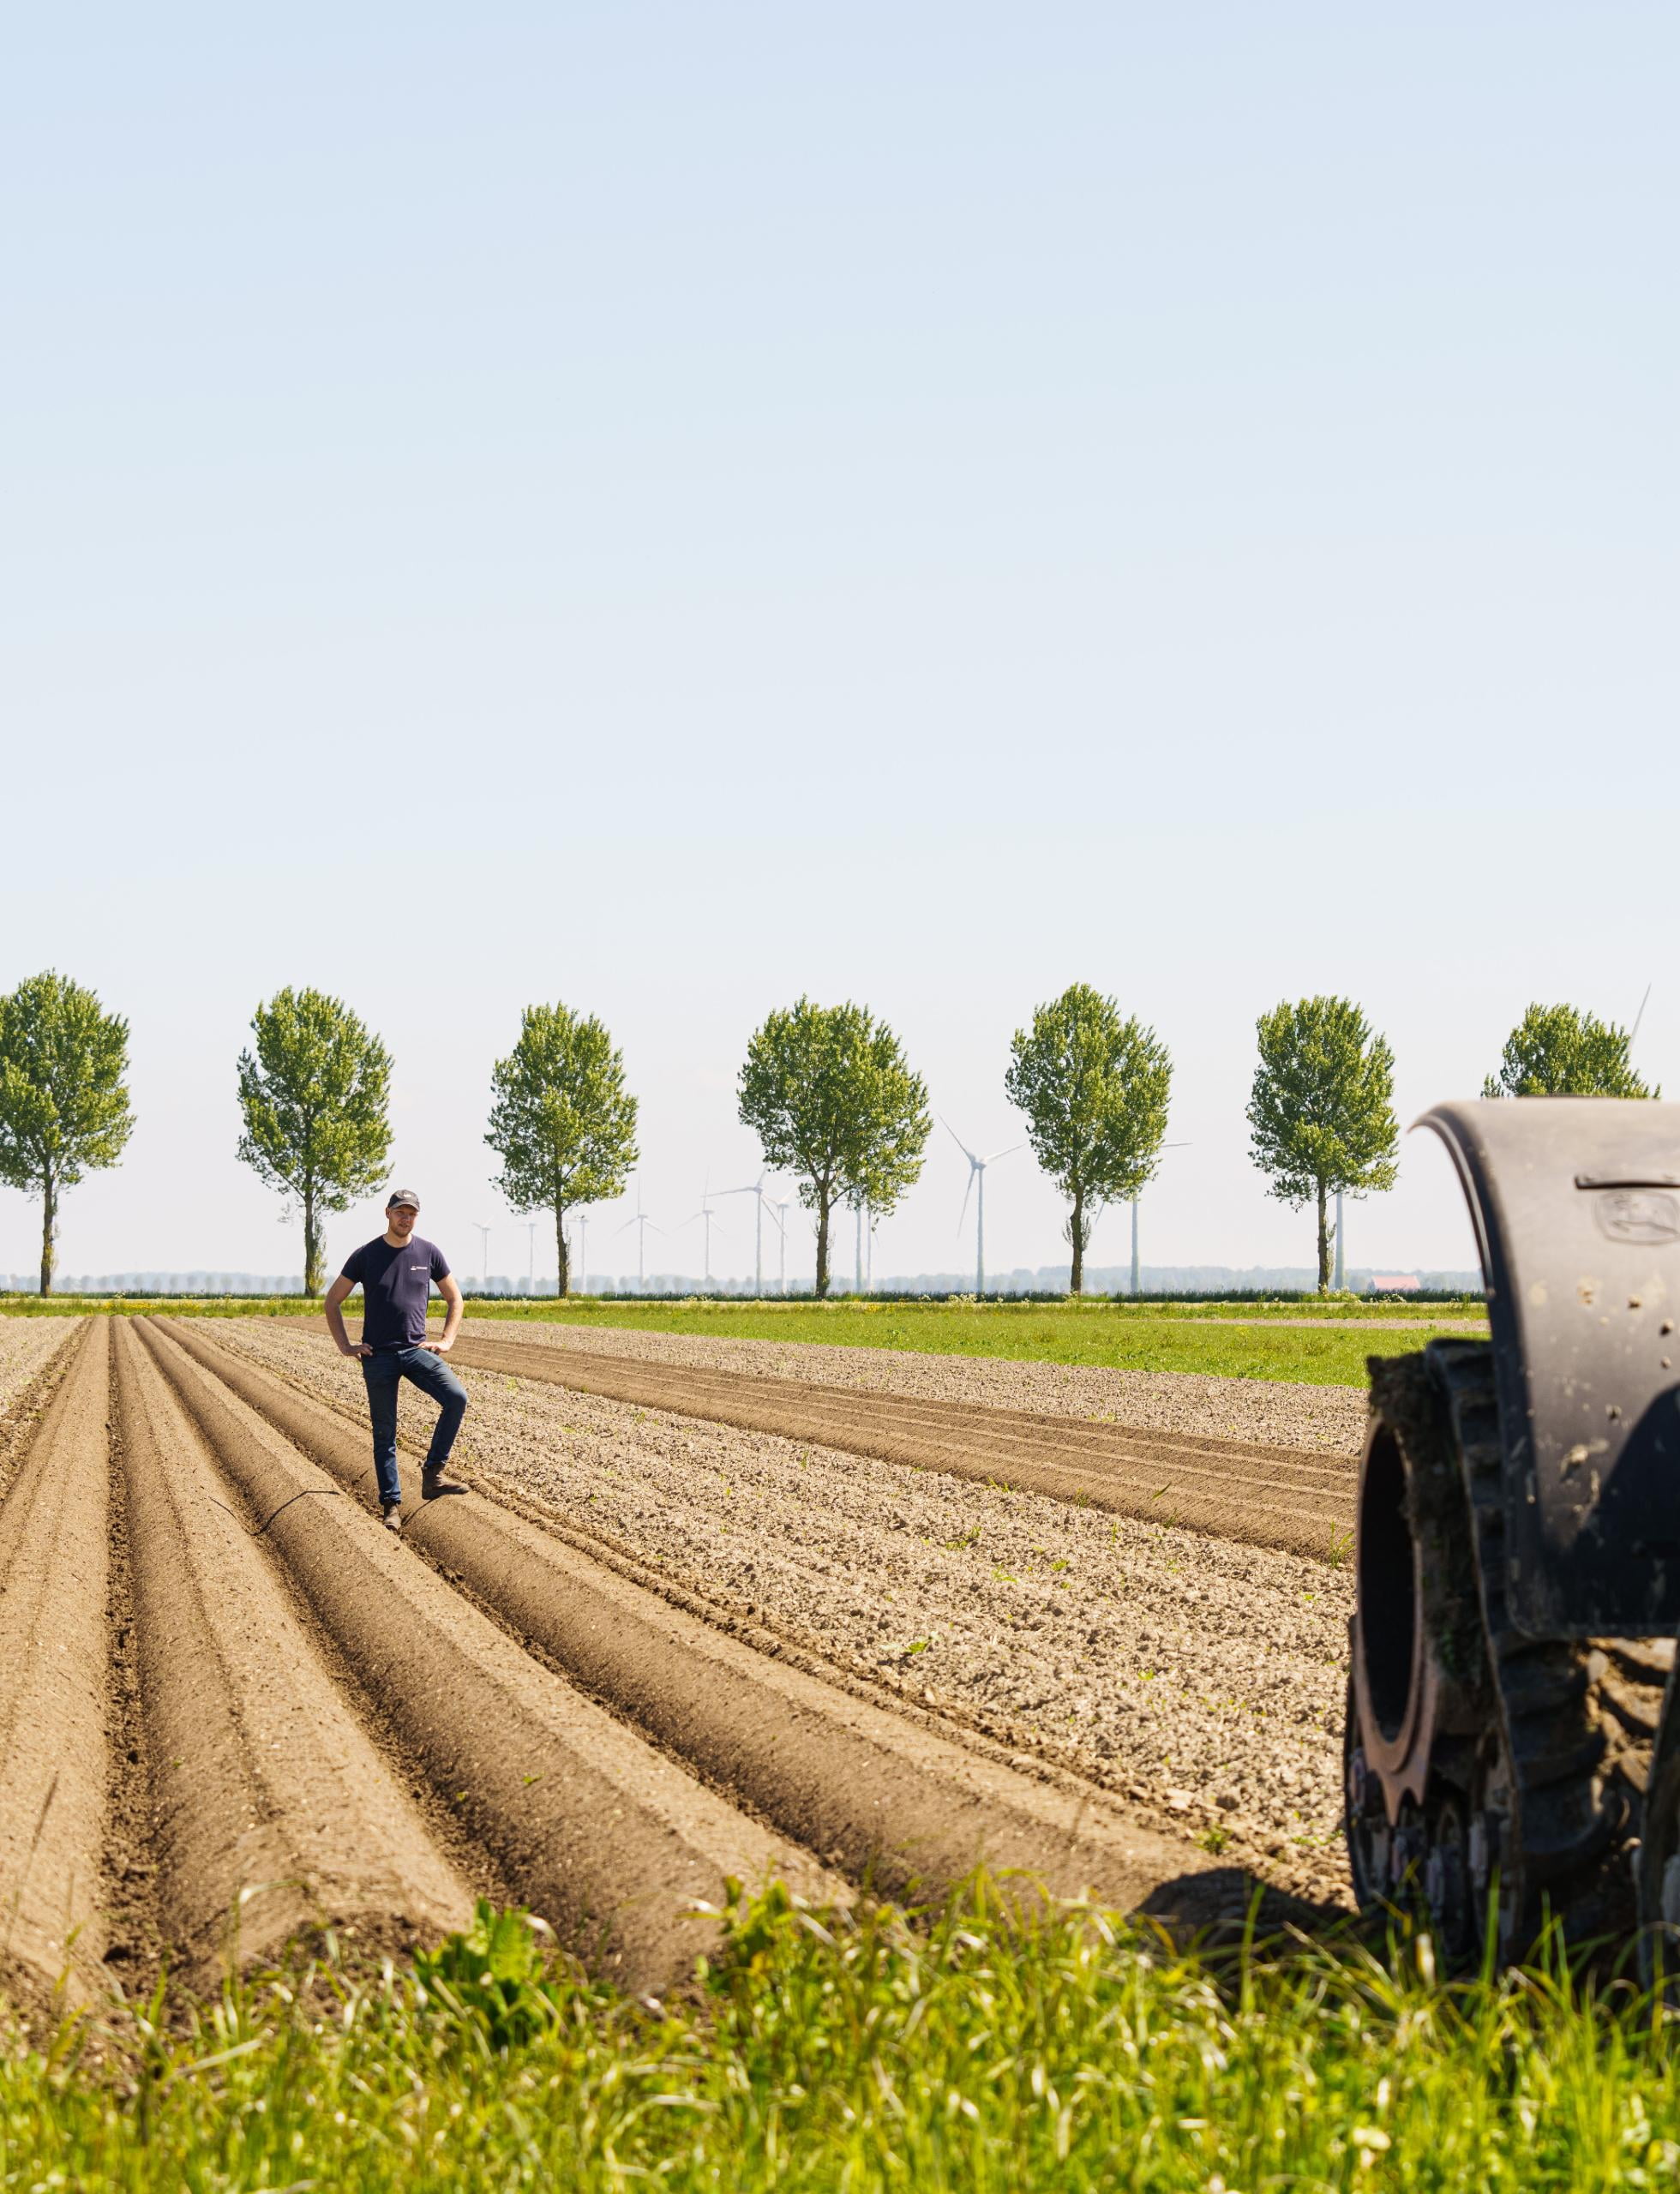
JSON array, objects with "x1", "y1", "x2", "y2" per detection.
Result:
[
  {"x1": 138, "y1": 1317, "x2": 842, "y2": 1993},
  {"x1": 0, "y1": 1312, "x2": 1351, "y2": 2005},
  {"x1": 214, "y1": 1320, "x2": 1353, "y2": 1900},
  {"x1": 445, "y1": 1330, "x2": 1358, "y2": 1561},
  {"x1": 164, "y1": 1319, "x2": 1287, "y2": 1929},
  {"x1": 0, "y1": 1316, "x2": 82, "y2": 1501},
  {"x1": 472, "y1": 1315, "x2": 1371, "y2": 1454},
  {"x1": 112, "y1": 1321, "x2": 472, "y2": 1976},
  {"x1": 0, "y1": 1323, "x2": 111, "y2": 2002}
]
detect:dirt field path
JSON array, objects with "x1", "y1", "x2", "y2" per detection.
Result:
[{"x1": 449, "y1": 1329, "x2": 1358, "y2": 1560}]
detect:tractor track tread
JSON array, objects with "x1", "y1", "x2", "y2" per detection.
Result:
[{"x1": 1431, "y1": 1340, "x2": 1667, "y2": 1953}]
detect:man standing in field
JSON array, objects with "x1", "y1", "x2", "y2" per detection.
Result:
[{"x1": 324, "y1": 1189, "x2": 470, "y2": 1532}]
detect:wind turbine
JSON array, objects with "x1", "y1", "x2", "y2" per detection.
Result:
[
  {"x1": 474, "y1": 1221, "x2": 492, "y2": 1291},
  {"x1": 525, "y1": 1220, "x2": 537, "y2": 1292},
  {"x1": 1128, "y1": 1143, "x2": 1190, "y2": 1297},
  {"x1": 680, "y1": 1187, "x2": 729, "y2": 1291},
  {"x1": 944, "y1": 1120, "x2": 1023, "y2": 1295},
  {"x1": 765, "y1": 1196, "x2": 801, "y2": 1295},
  {"x1": 615, "y1": 1193, "x2": 663, "y2": 1292},
  {"x1": 716, "y1": 1172, "x2": 771, "y2": 1294},
  {"x1": 573, "y1": 1208, "x2": 590, "y2": 1297}
]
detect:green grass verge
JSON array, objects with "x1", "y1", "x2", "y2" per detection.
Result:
[
  {"x1": 0, "y1": 1295, "x2": 1489, "y2": 1386},
  {"x1": 4, "y1": 1882, "x2": 1672, "y2": 2191},
  {"x1": 470, "y1": 1300, "x2": 1489, "y2": 1388}
]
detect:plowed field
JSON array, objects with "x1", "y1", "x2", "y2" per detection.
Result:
[
  {"x1": 0, "y1": 1315, "x2": 1330, "y2": 2012},
  {"x1": 203, "y1": 1319, "x2": 1357, "y2": 1908}
]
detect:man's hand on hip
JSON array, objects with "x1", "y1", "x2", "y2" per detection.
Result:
[
  {"x1": 422, "y1": 1336, "x2": 454, "y2": 1354},
  {"x1": 341, "y1": 1341, "x2": 373, "y2": 1358}
]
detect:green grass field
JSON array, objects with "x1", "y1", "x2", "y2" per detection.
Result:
[
  {"x1": 0, "y1": 1294, "x2": 1489, "y2": 1387},
  {"x1": 4, "y1": 1882, "x2": 1670, "y2": 2191}
]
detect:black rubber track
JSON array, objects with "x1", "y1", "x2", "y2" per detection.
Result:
[{"x1": 1431, "y1": 1342, "x2": 1667, "y2": 1958}]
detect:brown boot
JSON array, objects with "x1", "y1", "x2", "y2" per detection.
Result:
[
  {"x1": 421, "y1": 1468, "x2": 467, "y2": 1499},
  {"x1": 381, "y1": 1503, "x2": 404, "y2": 1532}
]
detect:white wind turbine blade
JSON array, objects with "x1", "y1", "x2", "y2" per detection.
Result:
[
  {"x1": 957, "y1": 1165, "x2": 976, "y2": 1236},
  {"x1": 982, "y1": 1142, "x2": 1025, "y2": 1166},
  {"x1": 941, "y1": 1116, "x2": 981, "y2": 1167}
]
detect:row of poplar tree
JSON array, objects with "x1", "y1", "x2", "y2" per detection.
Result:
[{"x1": 0, "y1": 973, "x2": 1657, "y2": 1299}]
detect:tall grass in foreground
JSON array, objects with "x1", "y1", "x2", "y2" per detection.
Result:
[{"x1": 3, "y1": 1880, "x2": 1677, "y2": 2191}]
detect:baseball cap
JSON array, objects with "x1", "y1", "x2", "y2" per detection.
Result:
[{"x1": 386, "y1": 1188, "x2": 421, "y2": 1210}]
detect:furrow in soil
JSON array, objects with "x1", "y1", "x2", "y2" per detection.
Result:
[
  {"x1": 0, "y1": 1322, "x2": 111, "y2": 2005},
  {"x1": 134, "y1": 1319, "x2": 837, "y2": 1995},
  {"x1": 111, "y1": 1320, "x2": 473, "y2": 1979},
  {"x1": 446, "y1": 1333, "x2": 1356, "y2": 1558},
  {"x1": 158, "y1": 1318, "x2": 1290, "y2": 1932}
]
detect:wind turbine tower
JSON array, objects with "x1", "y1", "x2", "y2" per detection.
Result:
[
  {"x1": 1129, "y1": 1144, "x2": 1190, "y2": 1296},
  {"x1": 717, "y1": 1173, "x2": 770, "y2": 1293},
  {"x1": 474, "y1": 1222, "x2": 492, "y2": 1291},
  {"x1": 944, "y1": 1121, "x2": 1022, "y2": 1296},
  {"x1": 615, "y1": 1196, "x2": 662, "y2": 1291},
  {"x1": 681, "y1": 1187, "x2": 728, "y2": 1290}
]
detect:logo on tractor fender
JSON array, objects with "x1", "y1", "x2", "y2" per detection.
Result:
[{"x1": 1592, "y1": 1190, "x2": 1680, "y2": 1245}]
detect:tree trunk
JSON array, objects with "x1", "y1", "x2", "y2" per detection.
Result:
[
  {"x1": 303, "y1": 1183, "x2": 323, "y2": 1298},
  {"x1": 39, "y1": 1171, "x2": 55, "y2": 1298},
  {"x1": 814, "y1": 1194, "x2": 831, "y2": 1298},
  {"x1": 1068, "y1": 1188, "x2": 1084, "y2": 1296},
  {"x1": 555, "y1": 1202, "x2": 570, "y2": 1298},
  {"x1": 1316, "y1": 1178, "x2": 1331, "y2": 1293}
]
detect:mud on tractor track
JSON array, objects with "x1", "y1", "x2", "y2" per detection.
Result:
[{"x1": 0, "y1": 1316, "x2": 1310, "y2": 2011}]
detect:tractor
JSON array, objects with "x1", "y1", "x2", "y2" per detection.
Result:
[{"x1": 1346, "y1": 1098, "x2": 1680, "y2": 1965}]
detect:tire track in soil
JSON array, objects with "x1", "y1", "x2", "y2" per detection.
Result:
[
  {"x1": 447, "y1": 1334, "x2": 1357, "y2": 1560},
  {"x1": 111, "y1": 1321, "x2": 473, "y2": 1981},
  {"x1": 0, "y1": 1322, "x2": 113, "y2": 2005},
  {"x1": 135, "y1": 1319, "x2": 838, "y2": 1996},
  {"x1": 162, "y1": 1318, "x2": 1317, "y2": 1934}
]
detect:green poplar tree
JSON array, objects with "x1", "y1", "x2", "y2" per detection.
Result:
[
  {"x1": 1247, "y1": 996, "x2": 1399, "y2": 1293},
  {"x1": 485, "y1": 1004, "x2": 639, "y2": 1296},
  {"x1": 1004, "y1": 983, "x2": 1172, "y2": 1296},
  {"x1": 738, "y1": 998, "x2": 930, "y2": 1298},
  {"x1": 236, "y1": 988, "x2": 392, "y2": 1296},
  {"x1": 0, "y1": 970, "x2": 135, "y2": 1296},
  {"x1": 1483, "y1": 1004, "x2": 1657, "y2": 1098}
]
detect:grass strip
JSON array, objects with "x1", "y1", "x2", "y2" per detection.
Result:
[
  {"x1": 3, "y1": 1298, "x2": 1490, "y2": 1387},
  {"x1": 465, "y1": 1301, "x2": 1488, "y2": 1387},
  {"x1": 3, "y1": 1880, "x2": 1672, "y2": 2191}
]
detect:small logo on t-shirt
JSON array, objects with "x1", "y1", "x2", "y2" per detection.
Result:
[{"x1": 409, "y1": 1264, "x2": 428, "y2": 1272}]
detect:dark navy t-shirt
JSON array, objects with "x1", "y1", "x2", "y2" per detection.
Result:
[{"x1": 340, "y1": 1235, "x2": 450, "y2": 1349}]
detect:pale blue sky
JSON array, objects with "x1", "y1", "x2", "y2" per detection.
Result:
[{"x1": 3, "y1": 3, "x2": 1673, "y2": 1284}]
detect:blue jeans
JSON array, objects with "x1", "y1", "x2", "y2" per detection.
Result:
[{"x1": 360, "y1": 1346, "x2": 468, "y2": 1508}]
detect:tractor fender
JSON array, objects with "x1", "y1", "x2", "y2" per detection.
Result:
[{"x1": 1421, "y1": 1098, "x2": 1680, "y2": 1636}]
